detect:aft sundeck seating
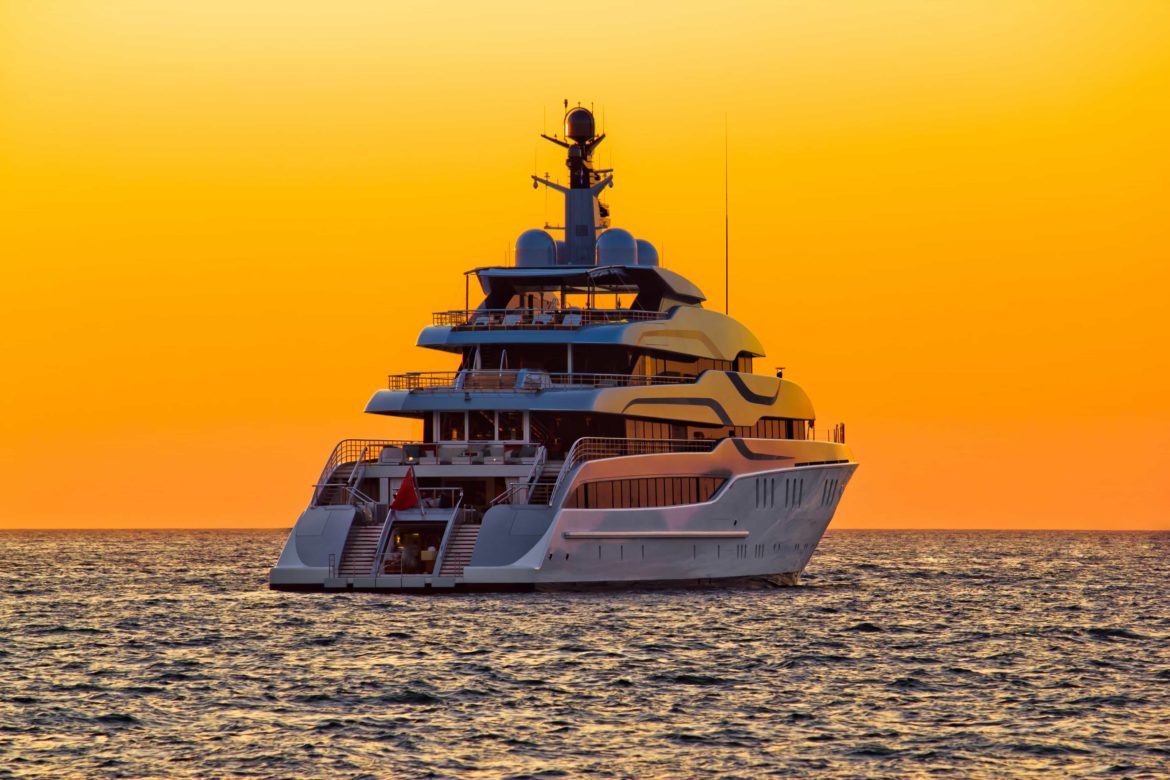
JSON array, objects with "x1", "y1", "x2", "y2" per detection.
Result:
[
  {"x1": 438, "y1": 444, "x2": 465, "y2": 464},
  {"x1": 451, "y1": 444, "x2": 479, "y2": 463},
  {"x1": 379, "y1": 447, "x2": 404, "y2": 465},
  {"x1": 402, "y1": 444, "x2": 423, "y2": 464},
  {"x1": 561, "y1": 310, "x2": 582, "y2": 327},
  {"x1": 512, "y1": 444, "x2": 538, "y2": 464},
  {"x1": 502, "y1": 312, "x2": 524, "y2": 327},
  {"x1": 532, "y1": 312, "x2": 554, "y2": 327}
]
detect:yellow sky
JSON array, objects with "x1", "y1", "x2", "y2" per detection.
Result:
[{"x1": 2, "y1": 1, "x2": 1168, "y2": 529}]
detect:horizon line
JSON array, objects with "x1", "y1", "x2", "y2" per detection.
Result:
[{"x1": 2, "y1": 526, "x2": 1166, "y2": 533}]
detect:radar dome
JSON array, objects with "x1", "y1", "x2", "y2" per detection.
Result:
[
  {"x1": 565, "y1": 107, "x2": 595, "y2": 143},
  {"x1": 515, "y1": 229, "x2": 557, "y2": 267},
  {"x1": 635, "y1": 239, "x2": 660, "y2": 266},
  {"x1": 596, "y1": 228, "x2": 638, "y2": 265}
]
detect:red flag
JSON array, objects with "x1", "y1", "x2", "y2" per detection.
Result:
[{"x1": 390, "y1": 467, "x2": 419, "y2": 511}]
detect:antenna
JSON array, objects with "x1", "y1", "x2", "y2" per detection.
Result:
[{"x1": 724, "y1": 113, "x2": 729, "y2": 316}]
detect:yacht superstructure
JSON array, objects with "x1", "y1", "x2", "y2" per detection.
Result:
[{"x1": 270, "y1": 105, "x2": 857, "y2": 591}]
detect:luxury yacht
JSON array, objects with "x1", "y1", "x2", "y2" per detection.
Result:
[{"x1": 270, "y1": 105, "x2": 857, "y2": 591}]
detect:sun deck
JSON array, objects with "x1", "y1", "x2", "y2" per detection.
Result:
[
  {"x1": 433, "y1": 307, "x2": 668, "y2": 329},
  {"x1": 387, "y1": 369, "x2": 697, "y2": 391}
]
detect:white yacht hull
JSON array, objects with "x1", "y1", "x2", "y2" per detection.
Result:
[
  {"x1": 270, "y1": 456, "x2": 856, "y2": 592},
  {"x1": 467, "y1": 462, "x2": 855, "y2": 588}
]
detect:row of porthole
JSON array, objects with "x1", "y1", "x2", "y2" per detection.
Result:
[
  {"x1": 822, "y1": 478, "x2": 841, "y2": 506},
  {"x1": 550, "y1": 542, "x2": 814, "y2": 562},
  {"x1": 772, "y1": 542, "x2": 815, "y2": 553},
  {"x1": 756, "y1": 477, "x2": 805, "y2": 509}
]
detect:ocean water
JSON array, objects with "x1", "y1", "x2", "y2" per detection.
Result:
[{"x1": 1, "y1": 530, "x2": 1167, "y2": 779}]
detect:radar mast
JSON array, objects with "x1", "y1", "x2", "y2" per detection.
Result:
[{"x1": 532, "y1": 103, "x2": 613, "y2": 266}]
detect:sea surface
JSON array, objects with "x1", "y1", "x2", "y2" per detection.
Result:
[{"x1": 1, "y1": 530, "x2": 1168, "y2": 779}]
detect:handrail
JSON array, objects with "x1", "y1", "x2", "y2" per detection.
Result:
[
  {"x1": 387, "y1": 373, "x2": 463, "y2": 390},
  {"x1": 388, "y1": 370, "x2": 697, "y2": 392},
  {"x1": 312, "y1": 439, "x2": 419, "y2": 504},
  {"x1": 347, "y1": 443, "x2": 373, "y2": 492},
  {"x1": 370, "y1": 505, "x2": 395, "y2": 576},
  {"x1": 549, "y1": 437, "x2": 721, "y2": 504},
  {"x1": 434, "y1": 307, "x2": 669, "y2": 328},
  {"x1": 488, "y1": 483, "x2": 526, "y2": 506},
  {"x1": 820, "y1": 423, "x2": 847, "y2": 444},
  {"x1": 345, "y1": 485, "x2": 378, "y2": 506},
  {"x1": 488, "y1": 445, "x2": 549, "y2": 506},
  {"x1": 432, "y1": 491, "x2": 467, "y2": 577}
]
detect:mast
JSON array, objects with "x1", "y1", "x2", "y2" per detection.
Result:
[{"x1": 532, "y1": 104, "x2": 613, "y2": 265}]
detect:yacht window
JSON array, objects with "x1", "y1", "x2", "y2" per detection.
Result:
[
  {"x1": 497, "y1": 411, "x2": 524, "y2": 441},
  {"x1": 469, "y1": 410, "x2": 494, "y2": 441},
  {"x1": 439, "y1": 412, "x2": 466, "y2": 441},
  {"x1": 566, "y1": 476, "x2": 728, "y2": 509}
]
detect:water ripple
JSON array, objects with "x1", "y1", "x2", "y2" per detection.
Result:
[{"x1": 0, "y1": 529, "x2": 1167, "y2": 778}]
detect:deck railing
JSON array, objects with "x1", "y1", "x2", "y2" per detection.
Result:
[
  {"x1": 489, "y1": 446, "x2": 549, "y2": 506},
  {"x1": 387, "y1": 369, "x2": 696, "y2": 392},
  {"x1": 433, "y1": 308, "x2": 669, "y2": 329},
  {"x1": 809, "y1": 423, "x2": 847, "y2": 444},
  {"x1": 312, "y1": 439, "x2": 417, "y2": 504}
]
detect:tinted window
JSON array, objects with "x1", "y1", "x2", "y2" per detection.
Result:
[
  {"x1": 469, "y1": 410, "x2": 494, "y2": 441},
  {"x1": 497, "y1": 411, "x2": 524, "y2": 441},
  {"x1": 439, "y1": 412, "x2": 466, "y2": 441}
]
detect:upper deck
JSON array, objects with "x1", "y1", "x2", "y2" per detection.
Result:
[{"x1": 432, "y1": 307, "x2": 668, "y2": 329}]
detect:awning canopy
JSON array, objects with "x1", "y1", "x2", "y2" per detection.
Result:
[{"x1": 472, "y1": 264, "x2": 706, "y2": 306}]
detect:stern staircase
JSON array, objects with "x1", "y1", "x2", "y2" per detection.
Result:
[
  {"x1": 438, "y1": 524, "x2": 481, "y2": 577},
  {"x1": 338, "y1": 521, "x2": 383, "y2": 575},
  {"x1": 526, "y1": 461, "x2": 563, "y2": 505},
  {"x1": 315, "y1": 462, "x2": 358, "y2": 506}
]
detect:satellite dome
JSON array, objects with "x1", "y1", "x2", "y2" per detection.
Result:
[
  {"x1": 596, "y1": 228, "x2": 638, "y2": 265},
  {"x1": 565, "y1": 107, "x2": 595, "y2": 143},
  {"x1": 515, "y1": 229, "x2": 557, "y2": 267},
  {"x1": 635, "y1": 239, "x2": 659, "y2": 266}
]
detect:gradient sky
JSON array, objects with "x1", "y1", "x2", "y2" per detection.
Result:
[{"x1": 2, "y1": 1, "x2": 1167, "y2": 529}]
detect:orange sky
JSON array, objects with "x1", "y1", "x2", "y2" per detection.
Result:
[{"x1": 1, "y1": 1, "x2": 1167, "y2": 530}]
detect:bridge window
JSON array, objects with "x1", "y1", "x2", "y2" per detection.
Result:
[
  {"x1": 436, "y1": 410, "x2": 528, "y2": 442},
  {"x1": 632, "y1": 354, "x2": 734, "y2": 380}
]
